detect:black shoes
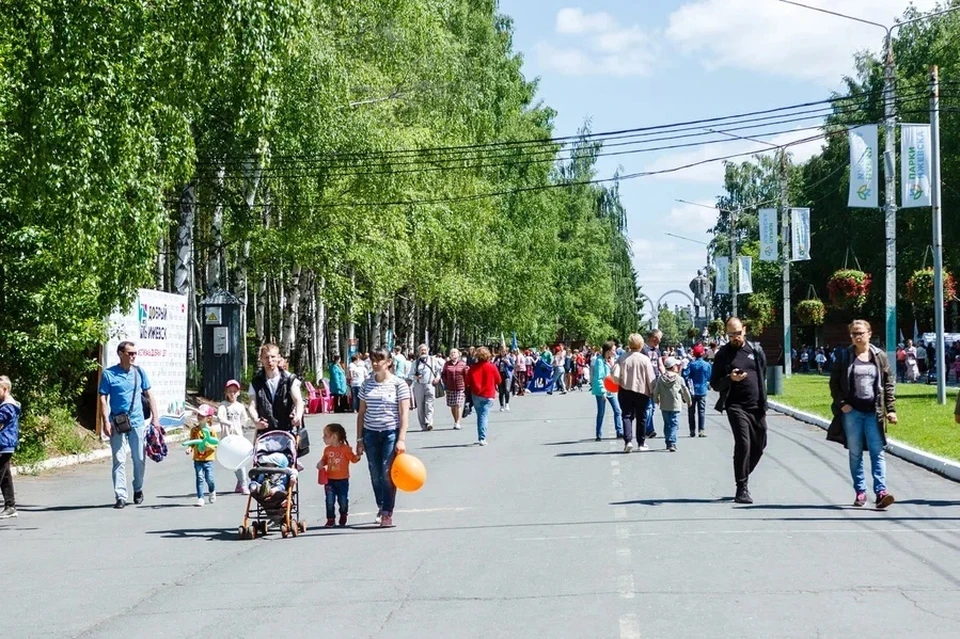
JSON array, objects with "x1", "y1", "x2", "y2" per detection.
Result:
[
  {"x1": 114, "y1": 499, "x2": 126, "y2": 509},
  {"x1": 690, "y1": 431, "x2": 697, "y2": 438},
  {"x1": 133, "y1": 491, "x2": 144, "y2": 505},
  {"x1": 734, "y1": 483, "x2": 753, "y2": 504}
]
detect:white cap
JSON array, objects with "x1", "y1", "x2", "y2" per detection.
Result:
[{"x1": 664, "y1": 356, "x2": 680, "y2": 370}]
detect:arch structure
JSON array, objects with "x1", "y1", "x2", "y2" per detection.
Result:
[{"x1": 638, "y1": 293, "x2": 658, "y2": 330}]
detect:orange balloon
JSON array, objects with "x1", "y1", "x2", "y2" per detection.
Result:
[
  {"x1": 391, "y1": 452, "x2": 427, "y2": 492},
  {"x1": 603, "y1": 375, "x2": 619, "y2": 393}
]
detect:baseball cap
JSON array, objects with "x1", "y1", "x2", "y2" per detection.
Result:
[
  {"x1": 196, "y1": 404, "x2": 216, "y2": 418},
  {"x1": 692, "y1": 345, "x2": 705, "y2": 358},
  {"x1": 664, "y1": 356, "x2": 680, "y2": 370},
  {"x1": 225, "y1": 379, "x2": 241, "y2": 390}
]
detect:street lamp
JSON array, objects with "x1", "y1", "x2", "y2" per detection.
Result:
[{"x1": 777, "y1": 0, "x2": 960, "y2": 401}]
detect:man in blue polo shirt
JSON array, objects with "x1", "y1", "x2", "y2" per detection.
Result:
[{"x1": 99, "y1": 341, "x2": 161, "y2": 509}]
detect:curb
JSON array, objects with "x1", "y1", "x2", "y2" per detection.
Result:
[
  {"x1": 768, "y1": 400, "x2": 960, "y2": 483},
  {"x1": 11, "y1": 429, "x2": 188, "y2": 477}
]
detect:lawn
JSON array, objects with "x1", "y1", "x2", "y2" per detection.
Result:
[{"x1": 774, "y1": 375, "x2": 960, "y2": 462}]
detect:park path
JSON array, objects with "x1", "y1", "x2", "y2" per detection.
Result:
[{"x1": 2, "y1": 390, "x2": 960, "y2": 638}]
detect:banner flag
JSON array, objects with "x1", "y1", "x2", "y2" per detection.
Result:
[
  {"x1": 759, "y1": 208, "x2": 778, "y2": 261},
  {"x1": 848, "y1": 125, "x2": 878, "y2": 208},
  {"x1": 790, "y1": 207, "x2": 811, "y2": 261},
  {"x1": 738, "y1": 257, "x2": 753, "y2": 294},
  {"x1": 526, "y1": 359, "x2": 555, "y2": 394},
  {"x1": 715, "y1": 257, "x2": 730, "y2": 295},
  {"x1": 900, "y1": 123, "x2": 932, "y2": 208}
]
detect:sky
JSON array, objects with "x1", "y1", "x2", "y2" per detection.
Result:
[{"x1": 497, "y1": 0, "x2": 940, "y2": 313}]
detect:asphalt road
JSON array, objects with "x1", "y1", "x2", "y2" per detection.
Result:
[{"x1": 3, "y1": 391, "x2": 960, "y2": 638}]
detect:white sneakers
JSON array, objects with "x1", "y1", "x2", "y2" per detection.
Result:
[
  {"x1": 505, "y1": 405, "x2": 510, "y2": 412},
  {"x1": 453, "y1": 423, "x2": 462, "y2": 430},
  {"x1": 479, "y1": 439, "x2": 488, "y2": 446},
  {"x1": 195, "y1": 498, "x2": 204, "y2": 507},
  {"x1": 623, "y1": 443, "x2": 634, "y2": 453},
  {"x1": 196, "y1": 492, "x2": 216, "y2": 507},
  {"x1": 638, "y1": 445, "x2": 650, "y2": 451}
]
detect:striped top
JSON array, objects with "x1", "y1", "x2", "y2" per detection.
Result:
[{"x1": 359, "y1": 375, "x2": 411, "y2": 432}]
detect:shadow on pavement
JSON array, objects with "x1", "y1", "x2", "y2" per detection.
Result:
[
  {"x1": 739, "y1": 503, "x2": 847, "y2": 511},
  {"x1": 896, "y1": 499, "x2": 960, "y2": 507},
  {"x1": 611, "y1": 498, "x2": 733, "y2": 506},
  {"x1": 16, "y1": 503, "x2": 114, "y2": 512},
  {"x1": 543, "y1": 439, "x2": 600, "y2": 446},
  {"x1": 145, "y1": 527, "x2": 239, "y2": 542},
  {"x1": 557, "y1": 449, "x2": 671, "y2": 457},
  {"x1": 419, "y1": 444, "x2": 477, "y2": 450}
]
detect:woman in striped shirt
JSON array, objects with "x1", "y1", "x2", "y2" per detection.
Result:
[{"x1": 356, "y1": 348, "x2": 411, "y2": 528}]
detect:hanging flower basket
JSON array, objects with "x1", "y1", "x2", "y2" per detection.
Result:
[
  {"x1": 708, "y1": 319, "x2": 725, "y2": 336},
  {"x1": 796, "y1": 299, "x2": 826, "y2": 326},
  {"x1": 826, "y1": 269, "x2": 871, "y2": 310},
  {"x1": 686, "y1": 327, "x2": 699, "y2": 339},
  {"x1": 905, "y1": 267, "x2": 956, "y2": 308},
  {"x1": 746, "y1": 293, "x2": 776, "y2": 335}
]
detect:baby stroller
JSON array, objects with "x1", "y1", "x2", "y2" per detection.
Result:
[{"x1": 238, "y1": 430, "x2": 307, "y2": 539}]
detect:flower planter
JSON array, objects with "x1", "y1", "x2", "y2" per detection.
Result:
[
  {"x1": 796, "y1": 299, "x2": 826, "y2": 326},
  {"x1": 826, "y1": 269, "x2": 871, "y2": 310},
  {"x1": 905, "y1": 268, "x2": 956, "y2": 308}
]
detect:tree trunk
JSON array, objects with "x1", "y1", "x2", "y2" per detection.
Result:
[
  {"x1": 315, "y1": 277, "x2": 326, "y2": 375},
  {"x1": 175, "y1": 184, "x2": 197, "y2": 372},
  {"x1": 256, "y1": 273, "x2": 267, "y2": 345},
  {"x1": 281, "y1": 265, "x2": 301, "y2": 357},
  {"x1": 207, "y1": 164, "x2": 226, "y2": 289},
  {"x1": 156, "y1": 233, "x2": 165, "y2": 291}
]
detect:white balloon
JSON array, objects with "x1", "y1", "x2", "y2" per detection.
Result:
[{"x1": 217, "y1": 435, "x2": 253, "y2": 470}]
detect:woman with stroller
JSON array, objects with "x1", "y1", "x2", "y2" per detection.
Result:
[{"x1": 356, "y1": 348, "x2": 411, "y2": 528}]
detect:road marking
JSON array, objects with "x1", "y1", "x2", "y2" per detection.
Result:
[
  {"x1": 611, "y1": 467, "x2": 621, "y2": 477},
  {"x1": 514, "y1": 528, "x2": 960, "y2": 541},
  {"x1": 616, "y1": 547, "x2": 632, "y2": 566},
  {"x1": 612, "y1": 490, "x2": 625, "y2": 501},
  {"x1": 615, "y1": 524, "x2": 630, "y2": 540},
  {"x1": 618, "y1": 574, "x2": 636, "y2": 599},
  {"x1": 619, "y1": 614, "x2": 641, "y2": 639},
  {"x1": 614, "y1": 506, "x2": 627, "y2": 520},
  {"x1": 610, "y1": 458, "x2": 620, "y2": 467}
]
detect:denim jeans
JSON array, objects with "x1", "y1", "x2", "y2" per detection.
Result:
[
  {"x1": 325, "y1": 478, "x2": 350, "y2": 519},
  {"x1": 194, "y1": 460, "x2": 216, "y2": 499},
  {"x1": 842, "y1": 409, "x2": 886, "y2": 494},
  {"x1": 110, "y1": 424, "x2": 146, "y2": 501},
  {"x1": 687, "y1": 395, "x2": 707, "y2": 434},
  {"x1": 473, "y1": 395, "x2": 495, "y2": 441},
  {"x1": 363, "y1": 429, "x2": 398, "y2": 515},
  {"x1": 551, "y1": 367, "x2": 566, "y2": 392},
  {"x1": 594, "y1": 394, "x2": 623, "y2": 439},
  {"x1": 644, "y1": 400, "x2": 658, "y2": 436},
  {"x1": 618, "y1": 389, "x2": 650, "y2": 446},
  {"x1": 661, "y1": 410, "x2": 680, "y2": 446},
  {"x1": 351, "y1": 386, "x2": 362, "y2": 412}
]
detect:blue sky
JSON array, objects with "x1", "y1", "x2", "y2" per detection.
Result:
[{"x1": 497, "y1": 0, "x2": 938, "y2": 309}]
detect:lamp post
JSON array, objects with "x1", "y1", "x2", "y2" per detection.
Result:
[{"x1": 777, "y1": 0, "x2": 960, "y2": 386}]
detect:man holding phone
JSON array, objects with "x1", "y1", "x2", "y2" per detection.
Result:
[{"x1": 710, "y1": 317, "x2": 768, "y2": 504}]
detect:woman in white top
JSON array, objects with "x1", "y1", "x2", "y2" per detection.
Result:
[
  {"x1": 356, "y1": 348, "x2": 411, "y2": 528},
  {"x1": 348, "y1": 353, "x2": 369, "y2": 412}
]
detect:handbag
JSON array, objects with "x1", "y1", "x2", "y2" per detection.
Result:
[
  {"x1": 145, "y1": 424, "x2": 168, "y2": 462},
  {"x1": 111, "y1": 368, "x2": 141, "y2": 434},
  {"x1": 296, "y1": 428, "x2": 310, "y2": 458}
]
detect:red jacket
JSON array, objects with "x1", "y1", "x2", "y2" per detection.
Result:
[{"x1": 465, "y1": 361, "x2": 501, "y2": 399}]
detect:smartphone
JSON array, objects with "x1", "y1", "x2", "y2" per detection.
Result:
[{"x1": 732, "y1": 368, "x2": 744, "y2": 375}]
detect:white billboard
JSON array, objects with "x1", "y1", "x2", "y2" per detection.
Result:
[{"x1": 104, "y1": 288, "x2": 189, "y2": 431}]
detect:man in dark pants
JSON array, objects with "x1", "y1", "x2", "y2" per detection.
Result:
[{"x1": 710, "y1": 317, "x2": 768, "y2": 504}]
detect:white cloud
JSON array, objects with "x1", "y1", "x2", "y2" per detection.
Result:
[
  {"x1": 666, "y1": 0, "x2": 941, "y2": 84},
  {"x1": 535, "y1": 8, "x2": 658, "y2": 77},
  {"x1": 643, "y1": 128, "x2": 826, "y2": 183}
]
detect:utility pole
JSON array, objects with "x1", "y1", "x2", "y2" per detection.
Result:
[
  {"x1": 780, "y1": 150, "x2": 792, "y2": 377},
  {"x1": 883, "y1": 34, "x2": 898, "y2": 366},
  {"x1": 930, "y1": 65, "x2": 946, "y2": 404},
  {"x1": 730, "y1": 208, "x2": 738, "y2": 318}
]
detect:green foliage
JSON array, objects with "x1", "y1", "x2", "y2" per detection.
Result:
[
  {"x1": 12, "y1": 405, "x2": 92, "y2": 467},
  {"x1": 746, "y1": 293, "x2": 775, "y2": 335},
  {"x1": 905, "y1": 268, "x2": 956, "y2": 311},
  {"x1": 796, "y1": 299, "x2": 826, "y2": 326}
]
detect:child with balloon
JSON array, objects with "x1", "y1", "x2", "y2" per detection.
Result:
[
  {"x1": 217, "y1": 380, "x2": 250, "y2": 494},
  {"x1": 317, "y1": 423, "x2": 361, "y2": 527},
  {"x1": 187, "y1": 404, "x2": 219, "y2": 506}
]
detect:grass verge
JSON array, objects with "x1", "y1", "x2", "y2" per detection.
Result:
[{"x1": 775, "y1": 375, "x2": 960, "y2": 462}]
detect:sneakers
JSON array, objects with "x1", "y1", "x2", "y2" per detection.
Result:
[
  {"x1": 133, "y1": 491, "x2": 144, "y2": 505},
  {"x1": 209, "y1": 491, "x2": 217, "y2": 504},
  {"x1": 647, "y1": 431, "x2": 658, "y2": 439},
  {"x1": 690, "y1": 431, "x2": 697, "y2": 438},
  {"x1": 478, "y1": 439, "x2": 488, "y2": 446},
  {"x1": 0, "y1": 506, "x2": 17, "y2": 519},
  {"x1": 498, "y1": 407, "x2": 504, "y2": 412},
  {"x1": 637, "y1": 444, "x2": 650, "y2": 451},
  {"x1": 668, "y1": 445, "x2": 677, "y2": 452},
  {"x1": 876, "y1": 491, "x2": 895, "y2": 510},
  {"x1": 853, "y1": 492, "x2": 867, "y2": 507},
  {"x1": 595, "y1": 436, "x2": 602, "y2": 442},
  {"x1": 453, "y1": 423, "x2": 462, "y2": 430},
  {"x1": 380, "y1": 514, "x2": 393, "y2": 527},
  {"x1": 376, "y1": 511, "x2": 383, "y2": 525},
  {"x1": 623, "y1": 443, "x2": 634, "y2": 453},
  {"x1": 425, "y1": 424, "x2": 433, "y2": 431},
  {"x1": 698, "y1": 432, "x2": 707, "y2": 438},
  {"x1": 734, "y1": 483, "x2": 753, "y2": 504},
  {"x1": 114, "y1": 499, "x2": 126, "y2": 510},
  {"x1": 339, "y1": 513, "x2": 348, "y2": 527},
  {"x1": 505, "y1": 405, "x2": 510, "y2": 412},
  {"x1": 324, "y1": 518, "x2": 335, "y2": 528},
  {"x1": 195, "y1": 498, "x2": 205, "y2": 507}
]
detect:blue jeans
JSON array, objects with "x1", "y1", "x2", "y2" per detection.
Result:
[
  {"x1": 194, "y1": 460, "x2": 215, "y2": 498},
  {"x1": 351, "y1": 386, "x2": 362, "y2": 412},
  {"x1": 687, "y1": 395, "x2": 707, "y2": 433},
  {"x1": 594, "y1": 394, "x2": 623, "y2": 439},
  {"x1": 325, "y1": 478, "x2": 350, "y2": 519},
  {"x1": 473, "y1": 395, "x2": 495, "y2": 441},
  {"x1": 110, "y1": 424, "x2": 146, "y2": 501},
  {"x1": 842, "y1": 409, "x2": 886, "y2": 494},
  {"x1": 662, "y1": 411, "x2": 680, "y2": 446},
  {"x1": 644, "y1": 400, "x2": 657, "y2": 436},
  {"x1": 550, "y1": 367, "x2": 566, "y2": 392},
  {"x1": 363, "y1": 429, "x2": 398, "y2": 515}
]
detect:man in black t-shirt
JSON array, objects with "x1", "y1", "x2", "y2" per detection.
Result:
[{"x1": 710, "y1": 317, "x2": 768, "y2": 504}]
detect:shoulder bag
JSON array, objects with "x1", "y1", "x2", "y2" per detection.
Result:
[{"x1": 111, "y1": 368, "x2": 139, "y2": 434}]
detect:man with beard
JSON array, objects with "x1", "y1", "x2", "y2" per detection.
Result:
[{"x1": 709, "y1": 317, "x2": 768, "y2": 504}]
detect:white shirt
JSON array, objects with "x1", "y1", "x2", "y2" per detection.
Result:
[
  {"x1": 217, "y1": 400, "x2": 249, "y2": 437},
  {"x1": 349, "y1": 361, "x2": 369, "y2": 387}
]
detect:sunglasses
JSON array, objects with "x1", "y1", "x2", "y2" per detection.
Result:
[
  {"x1": 123, "y1": 351, "x2": 137, "y2": 356},
  {"x1": 850, "y1": 332, "x2": 867, "y2": 337},
  {"x1": 726, "y1": 331, "x2": 743, "y2": 337}
]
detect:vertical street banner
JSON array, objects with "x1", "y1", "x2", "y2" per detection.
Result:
[
  {"x1": 848, "y1": 125, "x2": 878, "y2": 208},
  {"x1": 790, "y1": 207, "x2": 811, "y2": 261},
  {"x1": 758, "y1": 208, "x2": 778, "y2": 261},
  {"x1": 738, "y1": 256, "x2": 753, "y2": 294},
  {"x1": 105, "y1": 288, "x2": 189, "y2": 430},
  {"x1": 900, "y1": 123, "x2": 932, "y2": 208},
  {"x1": 715, "y1": 257, "x2": 730, "y2": 295}
]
